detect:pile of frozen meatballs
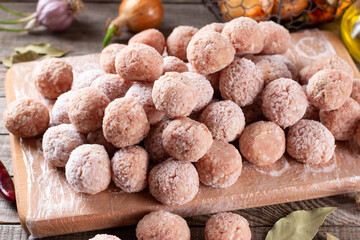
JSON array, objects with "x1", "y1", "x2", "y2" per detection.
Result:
[{"x1": 4, "y1": 16, "x2": 360, "y2": 239}]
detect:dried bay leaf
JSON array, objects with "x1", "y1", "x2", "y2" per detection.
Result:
[
  {"x1": 326, "y1": 232, "x2": 340, "y2": 240},
  {"x1": 14, "y1": 43, "x2": 68, "y2": 58},
  {"x1": 2, "y1": 50, "x2": 42, "y2": 67},
  {"x1": 265, "y1": 207, "x2": 337, "y2": 240}
]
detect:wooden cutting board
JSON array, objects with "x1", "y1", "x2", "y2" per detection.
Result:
[{"x1": 5, "y1": 30, "x2": 360, "y2": 238}]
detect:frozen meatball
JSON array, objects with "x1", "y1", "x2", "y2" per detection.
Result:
[
  {"x1": 199, "y1": 100, "x2": 245, "y2": 142},
  {"x1": 3, "y1": 98, "x2": 49, "y2": 138},
  {"x1": 67, "y1": 87, "x2": 110, "y2": 133},
  {"x1": 239, "y1": 121, "x2": 285, "y2": 166},
  {"x1": 259, "y1": 21, "x2": 291, "y2": 55},
  {"x1": 205, "y1": 71, "x2": 221, "y2": 98},
  {"x1": 100, "y1": 43, "x2": 127, "y2": 74},
  {"x1": 187, "y1": 31, "x2": 235, "y2": 74},
  {"x1": 195, "y1": 140, "x2": 242, "y2": 188},
  {"x1": 262, "y1": 78, "x2": 308, "y2": 128},
  {"x1": 163, "y1": 117, "x2": 213, "y2": 162},
  {"x1": 115, "y1": 43, "x2": 163, "y2": 82},
  {"x1": 356, "y1": 124, "x2": 360, "y2": 145},
  {"x1": 136, "y1": 211, "x2": 190, "y2": 240},
  {"x1": 103, "y1": 97, "x2": 150, "y2": 148},
  {"x1": 32, "y1": 58, "x2": 73, "y2": 99},
  {"x1": 198, "y1": 22, "x2": 225, "y2": 34},
  {"x1": 242, "y1": 99, "x2": 265, "y2": 124},
  {"x1": 269, "y1": 54, "x2": 299, "y2": 81},
  {"x1": 287, "y1": 120, "x2": 335, "y2": 164},
  {"x1": 219, "y1": 58, "x2": 264, "y2": 107},
  {"x1": 162, "y1": 56, "x2": 188, "y2": 74},
  {"x1": 307, "y1": 69, "x2": 352, "y2": 110},
  {"x1": 148, "y1": 159, "x2": 199, "y2": 206},
  {"x1": 87, "y1": 129, "x2": 116, "y2": 156},
  {"x1": 111, "y1": 146, "x2": 149, "y2": 193},
  {"x1": 152, "y1": 72, "x2": 197, "y2": 118},
  {"x1": 125, "y1": 83, "x2": 164, "y2": 124},
  {"x1": 51, "y1": 91, "x2": 76, "y2": 126},
  {"x1": 129, "y1": 28, "x2": 165, "y2": 54},
  {"x1": 205, "y1": 212, "x2": 251, "y2": 240},
  {"x1": 43, "y1": 124, "x2": 85, "y2": 167},
  {"x1": 90, "y1": 74, "x2": 132, "y2": 101},
  {"x1": 90, "y1": 234, "x2": 121, "y2": 240},
  {"x1": 166, "y1": 26, "x2": 198, "y2": 60},
  {"x1": 351, "y1": 79, "x2": 360, "y2": 104},
  {"x1": 222, "y1": 17, "x2": 264, "y2": 54},
  {"x1": 65, "y1": 144, "x2": 111, "y2": 194},
  {"x1": 144, "y1": 120, "x2": 171, "y2": 163},
  {"x1": 72, "y1": 69, "x2": 105, "y2": 90},
  {"x1": 320, "y1": 98, "x2": 360, "y2": 141}
]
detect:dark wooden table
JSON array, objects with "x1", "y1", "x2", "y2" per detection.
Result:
[{"x1": 0, "y1": 0, "x2": 360, "y2": 239}]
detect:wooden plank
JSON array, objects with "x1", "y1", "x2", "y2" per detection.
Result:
[
  {"x1": 0, "y1": 178, "x2": 20, "y2": 224},
  {"x1": 0, "y1": 225, "x2": 28, "y2": 240},
  {"x1": 0, "y1": 134, "x2": 13, "y2": 176}
]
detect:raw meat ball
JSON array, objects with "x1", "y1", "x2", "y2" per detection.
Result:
[
  {"x1": 259, "y1": 21, "x2": 291, "y2": 55},
  {"x1": 144, "y1": 120, "x2": 171, "y2": 163},
  {"x1": 162, "y1": 56, "x2": 188, "y2": 74},
  {"x1": 90, "y1": 74, "x2": 132, "y2": 101},
  {"x1": 356, "y1": 124, "x2": 360, "y2": 145},
  {"x1": 299, "y1": 65, "x2": 311, "y2": 85},
  {"x1": 182, "y1": 72, "x2": 214, "y2": 112},
  {"x1": 301, "y1": 85, "x2": 320, "y2": 121},
  {"x1": 269, "y1": 55, "x2": 299, "y2": 81},
  {"x1": 148, "y1": 159, "x2": 199, "y2": 206},
  {"x1": 198, "y1": 22, "x2": 225, "y2": 34},
  {"x1": 32, "y1": 58, "x2": 73, "y2": 99},
  {"x1": 320, "y1": 98, "x2": 360, "y2": 140},
  {"x1": 205, "y1": 71, "x2": 221, "y2": 98},
  {"x1": 103, "y1": 97, "x2": 150, "y2": 148},
  {"x1": 166, "y1": 26, "x2": 198, "y2": 60},
  {"x1": 136, "y1": 211, "x2": 190, "y2": 240},
  {"x1": 239, "y1": 121, "x2": 285, "y2": 166},
  {"x1": 287, "y1": 120, "x2": 335, "y2": 164},
  {"x1": 90, "y1": 234, "x2": 121, "y2": 240},
  {"x1": 3, "y1": 98, "x2": 49, "y2": 138},
  {"x1": 187, "y1": 31, "x2": 235, "y2": 74},
  {"x1": 65, "y1": 144, "x2": 111, "y2": 194},
  {"x1": 152, "y1": 72, "x2": 197, "y2": 118},
  {"x1": 219, "y1": 58, "x2": 264, "y2": 107},
  {"x1": 87, "y1": 129, "x2": 116, "y2": 156},
  {"x1": 199, "y1": 100, "x2": 245, "y2": 142},
  {"x1": 72, "y1": 69, "x2": 105, "y2": 90},
  {"x1": 262, "y1": 78, "x2": 308, "y2": 128},
  {"x1": 111, "y1": 146, "x2": 149, "y2": 193},
  {"x1": 67, "y1": 87, "x2": 110, "y2": 133},
  {"x1": 100, "y1": 43, "x2": 127, "y2": 74},
  {"x1": 205, "y1": 212, "x2": 251, "y2": 240},
  {"x1": 307, "y1": 69, "x2": 353, "y2": 110},
  {"x1": 115, "y1": 43, "x2": 163, "y2": 82},
  {"x1": 51, "y1": 91, "x2": 75, "y2": 126},
  {"x1": 222, "y1": 17, "x2": 264, "y2": 54},
  {"x1": 350, "y1": 79, "x2": 360, "y2": 104},
  {"x1": 125, "y1": 83, "x2": 164, "y2": 124},
  {"x1": 162, "y1": 117, "x2": 213, "y2": 162},
  {"x1": 129, "y1": 28, "x2": 165, "y2": 54},
  {"x1": 242, "y1": 99, "x2": 265, "y2": 124},
  {"x1": 195, "y1": 140, "x2": 242, "y2": 188}
]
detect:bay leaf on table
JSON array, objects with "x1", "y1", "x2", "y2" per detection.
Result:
[
  {"x1": 14, "y1": 43, "x2": 68, "y2": 58},
  {"x1": 326, "y1": 232, "x2": 340, "y2": 240},
  {"x1": 265, "y1": 207, "x2": 337, "y2": 240},
  {"x1": 2, "y1": 50, "x2": 42, "y2": 67}
]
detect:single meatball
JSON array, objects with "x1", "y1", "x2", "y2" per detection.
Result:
[
  {"x1": 320, "y1": 98, "x2": 360, "y2": 141},
  {"x1": 197, "y1": 22, "x2": 225, "y2": 34},
  {"x1": 195, "y1": 140, "x2": 242, "y2": 188},
  {"x1": 100, "y1": 43, "x2": 127, "y2": 74},
  {"x1": 72, "y1": 69, "x2": 105, "y2": 90},
  {"x1": 351, "y1": 79, "x2": 360, "y2": 105},
  {"x1": 307, "y1": 69, "x2": 353, "y2": 110},
  {"x1": 32, "y1": 58, "x2": 73, "y2": 99},
  {"x1": 252, "y1": 56, "x2": 292, "y2": 85},
  {"x1": 90, "y1": 234, "x2": 121, "y2": 240},
  {"x1": 219, "y1": 58, "x2": 264, "y2": 107},
  {"x1": 152, "y1": 72, "x2": 197, "y2": 118},
  {"x1": 239, "y1": 121, "x2": 285, "y2": 166},
  {"x1": 162, "y1": 56, "x2": 188, "y2": 74},
  {"x1": 115, "y1": 43, "x2": 163, "y2": 82},
  {"x1": 65, "y1": 144, "x2": 111, "y2": 194},
  {"x1": 205, "y1": 212, "x2": 251, "y2": 240},
  {"x1": 259, "y1": 21, "x2": 291, "y2": 55},
  {"x1": 162, "y1": 117, "x2": 213, "y2": 162},
  {"x1": 129, "y1": 28, "x2": 165, "y2": 54},
  {"x1": 103, "y1": 97, "x2": 150, "y2": 148},
  {"x1": 43, "y1": 124, "x2": 85, "y2": 167},
  {"x1": 242, "y1": 99, "x2": 265, "y2": 124},
  {"x1": 90, "y1": 74, "x2": 132, "y2": 101},
  {"x1": 148, "y1": 159, "x2": 199, "y2": 206},
  {"x1": 205, "y1": 71, "x2": 221, "y2": 98},
  {"x1": 301, "y1": 85, "x2": 320, "y2": 121},
  {"x1": 87, "y1": 129, "x2": 116, "y2": 156},
  {"x1": 187, "y1": 31, "x2": 235, "y2": 74},
  {"x1": 144, "y1": 120, "x2": 171, "y2": 163},
  {"x1": 111, "y1": 146, "x2": 149, "y2": 193},
  {"x1": 287, "y1": 120, "x2": 335, "y2": 164},
  {"x1": 222, "y1": 17, "x2": 264, "y2": 54},
  {"x1": 136, "y1": 211, "x2": 190, "y2": 240},
  {"x1": 166, "y1": 26, "x2": 198, "y2": 60},
  {"x1": 262, "y1": 78, "x2": 308, "y2": 128},
  {"x1": 269, "y1": 54, "x2": 299, "y2": 81},
  {"x1": 125, "y1": 83, "x2": 164, "y2": 125},
  {"x1": 67, "y1": 87, "x2": 110, "y2": 133},
  {"x1": 51, "y1": 91, "x2": 76, "y2": 126},
  {"x1": 3, "y1": 98, "x2": 49, "y2": 138},
  {"x1": 199, "y1": 100, "x2": 245, "y2": 142}
]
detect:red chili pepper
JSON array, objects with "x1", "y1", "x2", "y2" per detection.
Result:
[{"x1": 0, "y1": 160, "x2": 15, "y2": 203}]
